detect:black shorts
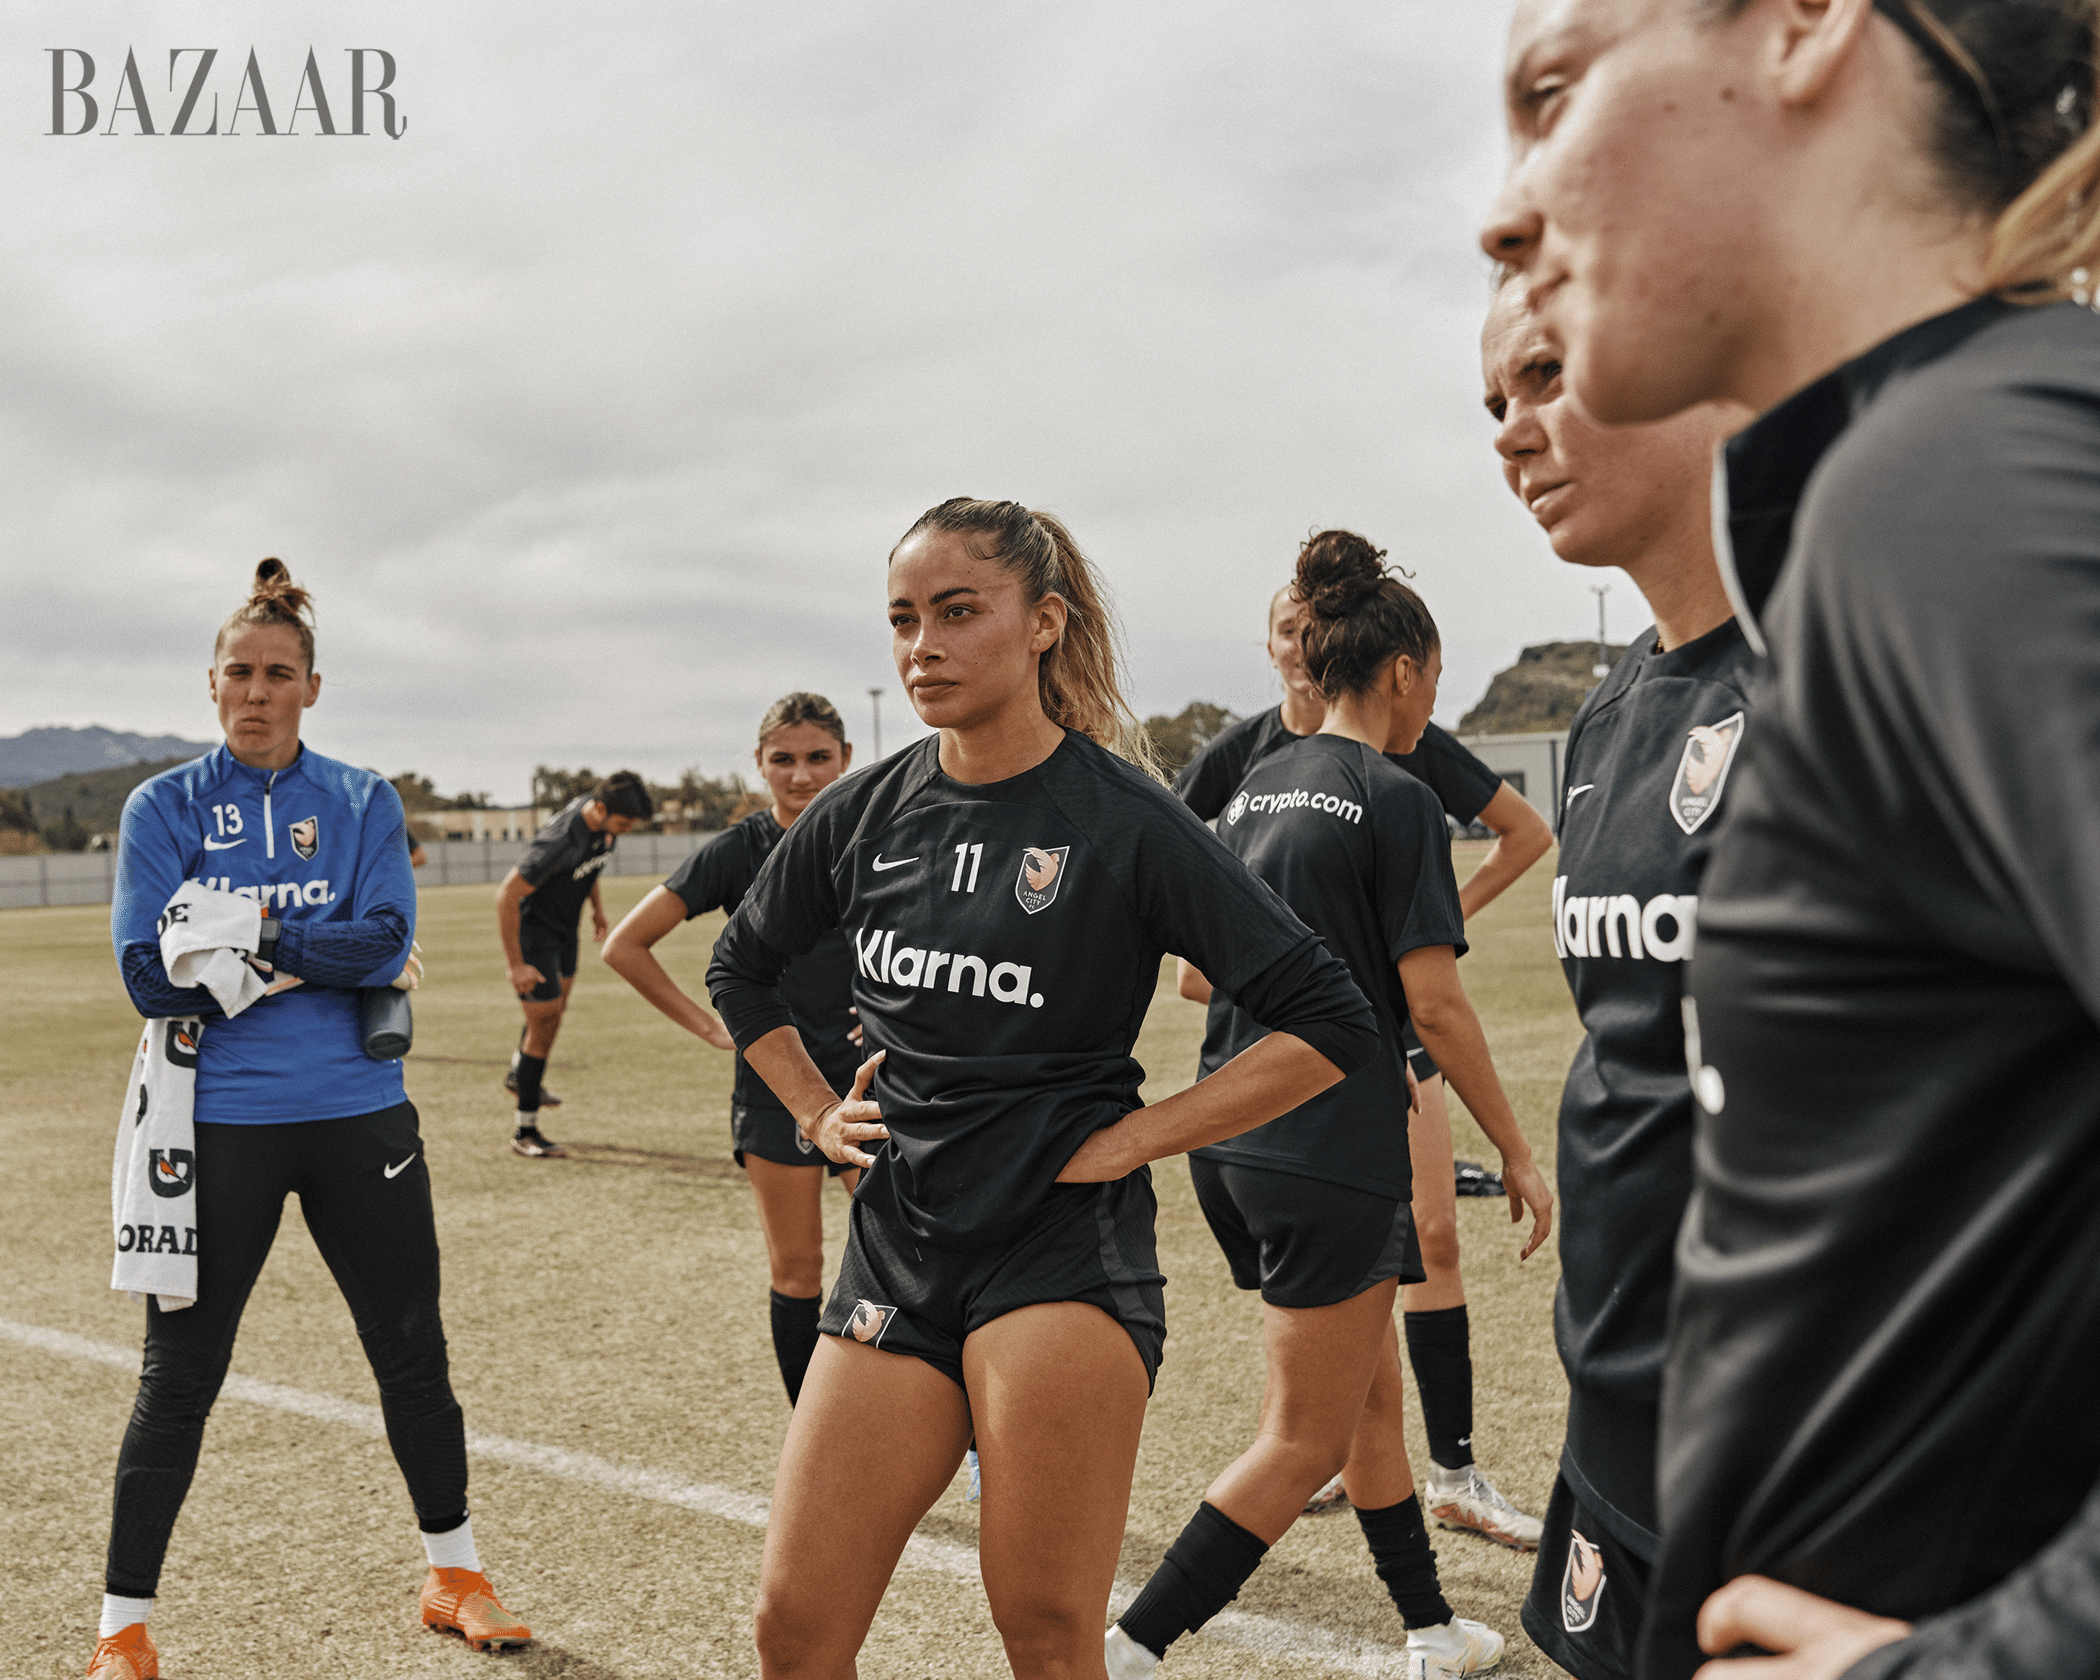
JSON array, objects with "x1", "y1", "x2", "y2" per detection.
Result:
[
  {"x1": 1521, "y1": 1474, "x2": 1651, "y2": 1680},
  {"x1": 518, "y1": 920, "x2": 578, "y2": 1002},
  {"x1": 1190, "y1": 1156, "x2": 1423, "y2": 1309},
  {"x1": 1401, "y1": 1023, "x2": 1440, "y2": 1084},
  {"x1": 733, "y1": 1099, "x2": 853, "y2": 1176},
  {"x1": 818, "y1": 1172, "x2": 1166, "y2": 1391}
]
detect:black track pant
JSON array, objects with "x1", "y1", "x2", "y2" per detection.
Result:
[{"x1": 106, "y1": 1104, "x2": 468, "y2": 1596}]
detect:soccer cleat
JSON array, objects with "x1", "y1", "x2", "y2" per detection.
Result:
[
  {"x1": 420, "y1": 1566, "x2": 532, "y2": 1651},
  {"x1": 965, "y1": 1447, "x2": 982, "y2": 1502},
  {"x1": 1303, "y1": 1472, "x2": 1351, "y2": 1514},
  {"x1": 1404, "y1": 1616, "x2": 1505, "y2": 1677},
  {"x1": 502, "y1": 1070, "x2": 561, "y2": 1107},
  {"x1": 510, "y1": 1126, "x2": 567, "y2": 1159},
  {"x1": 1424, "y1": 1463, "x2": 1543, "y2": 1551},
  {"x1": 85, "y1": 1624, "x2": 157, "y2": 1680},
  {"x1": 1104, "y1": 1624, "x2": 1161, "y2": 1679}
]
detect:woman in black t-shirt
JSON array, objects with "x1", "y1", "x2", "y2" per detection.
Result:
[
  {"x1": 706, "y1": 498, "x2": 1378, "y2": 1679},
  {"x1": 602, "y1": 694, "x2": 860, "y2": 1408},
  {"x1": 1486, "y1": 4, "x2": 2100, "y2": 1676},
  {"x1": 1177, "y1": 573, "x2": 1553, "y2": 1549},
  {"x1": 1110, "y1": 534, "x2": 1552, "y2": 1680}
]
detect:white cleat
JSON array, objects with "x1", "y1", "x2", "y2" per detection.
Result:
[
  {"x1": 1303, "y1": 1471, "x2": 1351, "y2": 1514},
  {"x1": 1105, "y1": 1623, "x2": 1161, "y2": 1679},
  {"x1": 1423, "y1": 1462, "x2": 1543, "y2": 1551},
  {"x1": 965, "y1": 1447, "x2": 982, "y2": 1502},
  {"x1": 1404, "y1": 1616, "x2": 1505, "y2": 1677}
]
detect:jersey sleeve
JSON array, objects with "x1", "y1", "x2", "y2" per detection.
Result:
[
  {"x1": 1125, "y1": 789, "x2": 1379, "y2": 1079},
  {"x1": 706, "y1": 793, "x2": 845, "y2": 1050},
  {"x1": 111, "y1": 781, "x2": 225, "y2": 1019},
  {"x1": 1840, "y1": 1475, "x2": 2100, "y2": 1680},
  {"x1": 1174, "y1": 729, "x2": 1254, "y2": 821},
  {"x1": 664, "y1": 829, "x2": 753, "y2": 921},
  {"x1": 1817, "y1": 374, "x2": 2100, "y2": 1018},
  {"x1": 1372, "y1": 772, "x2": 1469, "y2": 964},
  {"x1": 1390, "y1": 723, "x2": 1504, "y2": 825},
  {"x1": 272, "y1": 782, "x2": 415, "y2": 987}
]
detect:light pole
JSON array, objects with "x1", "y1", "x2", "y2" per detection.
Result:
[
  {"x1": 1590, "y1": 583, "x2": 1611, "y2": 679},
  {"x1": 868, "y1": 688, "x2": 883, "y2": 761}
]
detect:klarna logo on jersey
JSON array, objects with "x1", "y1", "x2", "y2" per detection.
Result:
[
  {"x1": 1225, "y1": 787, "x2": 1364, "y2": 825},
  {"x1": 853, "y1": 928, "x2": 1045, "y2": 1008},
  {"x1": 191, "y1": 875, "x2": 335, "y2": 908},
  {"x1": 1551, "y1": 877, "x2": 1696, "y2": 962}
]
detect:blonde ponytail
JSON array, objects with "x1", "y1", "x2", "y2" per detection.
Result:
[{"x1": 1988, "y1": 115, "x2": 2100, "y2": 298}]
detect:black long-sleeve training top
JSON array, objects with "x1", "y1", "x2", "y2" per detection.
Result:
[
  {"x1": 707, "y1": 730, "x2": 1379, "y2": 1246},
  {"x1": 1641, "y1": 297, "x2": 2100, "y2": 1680}
]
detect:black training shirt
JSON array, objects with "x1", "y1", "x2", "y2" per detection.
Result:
[
  {"x1": 665, "y1": 809, "x2": 861, "y2": 1113},
  {"x1": 1194, "y1": 734, "x2": 1466, "y2": 1199},
  {"x1": 707, "y1": 730, "x2": 1379, "y2": 1245},
  {"x1": 1642, "y1": 298, "x2": 2100, "y2": 1680},
  {"x1": 1178, "y1": 712, "x2": 1504, "y2": 829},
  {"x1": 517, "y1": 797, "x2": 615, "y2": 933},
  {"x1": 1547, "y1": 615, "x2": 1753, "y2": 1559}
]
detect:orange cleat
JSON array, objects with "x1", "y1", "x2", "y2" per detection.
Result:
[
  {"x1": 420, "y1": 1566, "x2": 532, "y2": 1651},
  {"x1": 86, "y1": 1623, "x2": 158, "y2": 1680}
]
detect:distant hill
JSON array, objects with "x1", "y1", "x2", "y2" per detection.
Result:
[
  {"x1": 1457, "y1": 641, "x2": 1628, "y2": 735},
  {"x1": 7, "y1": 756, "x2": 203, "y2": 843},
  {"x1": 0, "y1": 726, "x2": 215, "y2": 788}
]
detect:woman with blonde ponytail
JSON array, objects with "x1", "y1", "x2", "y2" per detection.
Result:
[
  {"x1": 706, "y1": 498, "x2": 1380, "y2": 1677},
  {"x1": 1485, "y1": 2, "x2": 2100, "y2": 1675}
]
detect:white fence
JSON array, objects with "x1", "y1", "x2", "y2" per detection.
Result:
[{"x1": 0, "y1": 831, "x2": 718, "y2": 911}]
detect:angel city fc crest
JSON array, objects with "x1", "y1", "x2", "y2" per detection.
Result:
[
  {"x1": 1668, "y1": 712, "x2": 1745, "y2": 835},
  {"x1": 1561, "y1": 1527, "x2": 1607, "y2": 1634},
  {"x1": 1014, "y1": 845, "x2": 1071, "y2": 915},
  {"x1": 288, "y1": 815, "x2": 320, "y2": 861},
  {"x1": 847, "y1": 1299, "x2": 893, "y2": 1344}
]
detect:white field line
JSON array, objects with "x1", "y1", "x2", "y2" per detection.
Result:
[{"x1": 4, "y1": 1315, "x2": 1416, "y2": 1677}]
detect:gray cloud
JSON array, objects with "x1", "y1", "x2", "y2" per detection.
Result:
[{"x1": 0, "y1": 1, "x2": 1616, "y2": 798}]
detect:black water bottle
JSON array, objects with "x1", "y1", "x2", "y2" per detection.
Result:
[{"x1": 360, "y1": 987, "x2": 413, "y2": 1060}]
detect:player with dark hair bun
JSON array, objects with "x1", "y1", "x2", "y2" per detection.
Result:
[
  {"x1": 1176, "y1": 543, "x2": 1553, "y2": 1549},
  {"x1": 604, "y1": 693, "x2": 861, "y2": 1406},
  {"x1": 495, "y1": 769, "x2": 652, "y2": 1157},
  {"x1": 1109, "y1": 535, "x2": 1551, "y2": 1680},
  {"x1": 707, "y1": 497, "x2": 1379, "y2": 1678},
  {"x1": 89, "y1": 559, "x2": 528, "y2": 1680}
]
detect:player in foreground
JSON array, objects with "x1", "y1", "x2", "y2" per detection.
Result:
[
  {"x1": 603, "y1": 692, "x2": 862, "y2": 1405},
  {"x1": 494, "y1": 769, "x2": 650, "y2": 1156},
  {"x1": 1481, "y1": 280, "x2": 1753, "y2": 1677},
  {"x1": 707, "y1": 497, "x2": 1379, "y2": 1679},
  {"x1": 1177, "y1": 580, "x2": 1552, "y2": 1548},
  {"x1": 91, "y1": 560, "x2": 526, "y2": 1680},
  {"x1": 1487, "y1": 1, "x2": 2100, "y2": 1674},
  {"x1": 1109, "y1": 534, "x2": 1552, "y2": 1680}
]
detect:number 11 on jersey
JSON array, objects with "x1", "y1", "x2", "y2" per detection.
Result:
[{"x1": 951, "y1": 843, "x2": 983, "y2": 892}]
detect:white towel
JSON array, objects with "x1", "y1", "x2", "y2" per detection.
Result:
[
  {"x1": 111, "y1": 1018, "x2": 204, "y2": 1312},
  {"x1": 158, "y1": 879, "x2": 267, "y2": 1018}
]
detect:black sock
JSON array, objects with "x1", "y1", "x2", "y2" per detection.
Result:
[
  {"x1": 1356, "y1": 1495, "x2": 1451, "y2": 1629},
  {"x1": 1117, "y1": 1502, "x2": 1269, "y2": 1657},
  {"x1": 769, "y1": 1291, "x2": 822, "y2": 1404},
  {"x1": 513, "y1": 1053, "x2": 545, "y2": 1124},
  {"x1": 1404, "y1": 1305, "x2": 1473, "y2": 1469}
]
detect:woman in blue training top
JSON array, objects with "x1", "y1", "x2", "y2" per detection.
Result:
[{"x1": 89, "y1": 560, "x2": 529, "y2": 1680}]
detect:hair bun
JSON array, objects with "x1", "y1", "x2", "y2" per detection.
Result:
[{"x1": 1294, "y1": 529, "x2": 1387, "y2": 619}]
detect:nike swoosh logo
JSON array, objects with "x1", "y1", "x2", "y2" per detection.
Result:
[
  {"x1": 383, "y1": 1154, "x2": 417, "y2": 1179},
  {"x1": 1565, "y1": 785, "x2": 1596, "y2": 806},
  {"x1": 202, "y1": 837, "x2": 247, "y2": 850},
  {"x1": 870, "y1": 855, "x2": 918, "y2": 872}
]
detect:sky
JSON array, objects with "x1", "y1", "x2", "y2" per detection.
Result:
[{"x1": 0, "y1": 1, "x2": 1619, "y2": 803}]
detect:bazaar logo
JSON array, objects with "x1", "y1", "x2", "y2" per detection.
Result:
[
  {"x1": 1014, "y1": 845, "x2": 1070, "y2": 915},
  {"x1": 47, "y1": 48, "x2": 405, "y2": 137}
]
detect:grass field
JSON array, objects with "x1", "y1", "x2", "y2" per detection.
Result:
[{"x1": 0, "y1": 840, "x2": 1582, "y2": 1679}]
